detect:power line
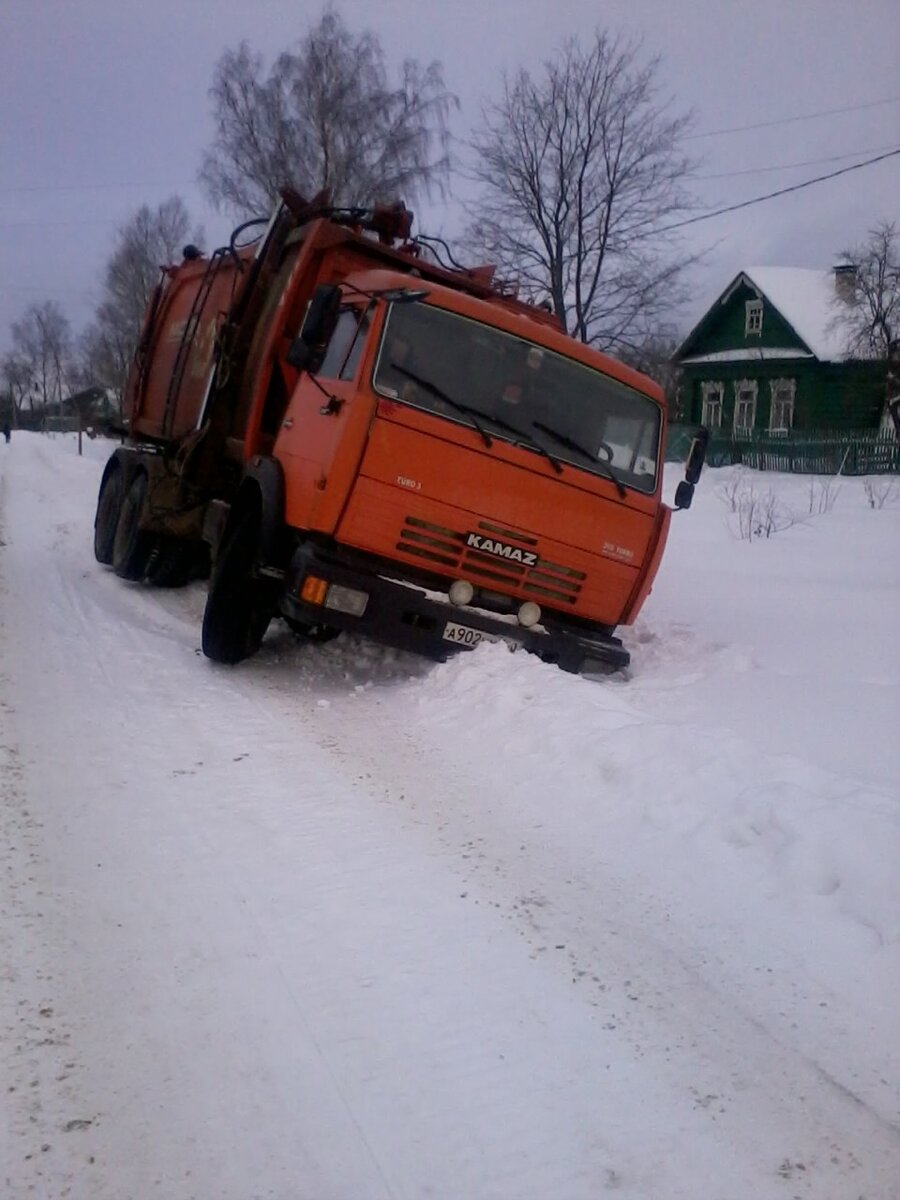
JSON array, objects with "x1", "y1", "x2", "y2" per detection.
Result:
[
  {"x1": 693, "y1": 143, "x2": 897, "y2": 180},
  {"x1": 686, "y1": 94, "x2": 900, "y2": 140},
  {"x1": 658, "y1": 147, "x2": 900, "y2": 234}
]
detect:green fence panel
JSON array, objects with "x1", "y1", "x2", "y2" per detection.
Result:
[{"x1": 676, "y1": 428, "x2": 900, "y2": 475}]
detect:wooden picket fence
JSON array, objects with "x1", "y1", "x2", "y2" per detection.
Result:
[{"x1": 666, "y1": 425, "x2": 900, "y2": 475}]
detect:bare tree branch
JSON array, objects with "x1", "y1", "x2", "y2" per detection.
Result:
[
  {"x1": 81, "y1": 196, "x2": 202, "y2": 403},
  {"x1": 1, "y1": 352, "x2": 34, "y2": 421},
  {"x1": 831, "y1": 221, "x2": 900, "y2": 424},
  {"x1": 466, "y1": 32, "x2": 699, "y2": 353},
  {"x1": 9, "y1": 302, "x2": 72, "y2": 412},
  {"x1": 200, "y1": 9, "x2": 456, "y2": 217}
]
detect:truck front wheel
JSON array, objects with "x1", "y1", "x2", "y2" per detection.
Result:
[
  {"x1": 112, "y1": 471, "x2": 155, "y2": 581},
  {"x1": 93, "y1": 465, "x2": 125, "y2": 565},
  {"x1": 201, "y1": 502, "x2": 273, "y2": 664}
]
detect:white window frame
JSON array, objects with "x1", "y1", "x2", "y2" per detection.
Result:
[
  {"x1": 700, "y1": 381, "x2": 724, "y2": 428},
  {"x1": 733, "y1": 378, "x2": 758, "y2": 436},
  {"x1": 744, "y1": 297, "x2": 763, "y2": 336},
  {"x1": 745, "y1": 299, "x2": 763, "y2": 336},
  {"x1": 768, "y1": 377, "x2": 796, "y2": 434}
]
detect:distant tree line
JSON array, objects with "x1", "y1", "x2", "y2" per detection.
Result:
[
  {"x1": 1, "y1": 197, "x2": 201, "y2": 428},
  {"x1": 2, "y1": 5, "x2": 897, "y2": 429}
]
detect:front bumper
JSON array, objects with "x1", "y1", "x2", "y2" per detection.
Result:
[{"x1": 280, "y1": 544, "x2": 629, "y2": 674}]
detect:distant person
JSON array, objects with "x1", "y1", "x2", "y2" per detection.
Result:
[{"x1": 2, "y1": 422, "x2": 10, "y2": 444}]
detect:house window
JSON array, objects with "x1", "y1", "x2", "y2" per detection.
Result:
[
  {"x1": 769, "y1": 378, "x2": 795, "y2": 433},
  {"x1": 733, "y1": 379, "x2": 757, "y2": 435},
  {"x1": 745, "y1": 299, "x2": 763, "y2": 336},
  {"x1": 700, "y1": 381, "x2": 723, "y2": 428}
]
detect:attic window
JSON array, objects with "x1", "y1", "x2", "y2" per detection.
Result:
[{"x1": 745, "y1": 299, "x2": 763, "y2": 336}]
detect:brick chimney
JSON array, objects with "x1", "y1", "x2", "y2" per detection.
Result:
[{"x1": 833, "y1": 262, "x2": 857, "y2": 303}]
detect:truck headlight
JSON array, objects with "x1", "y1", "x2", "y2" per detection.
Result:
[
  {"x1": 449, "y1": 579, "x2": 474, "y2": 606},
  {"x1": 517, "y1": 601, "x2": 541, "y2": 627},
  {"x1": 324, "y1": 584, "x2": 369, "y2": 617}
]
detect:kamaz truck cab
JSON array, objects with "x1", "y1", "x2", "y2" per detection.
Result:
[{"x1": 93, "y1": 191, "x2": 706, "y2": 674}]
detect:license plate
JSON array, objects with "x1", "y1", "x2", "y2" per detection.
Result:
[{"x1": 442, "y1": 620, "x2": 494, "y2": 648}]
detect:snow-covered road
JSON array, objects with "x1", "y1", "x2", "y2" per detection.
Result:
[{"x1": 2, "y1": 433, "x2": 899, "y2": 1199}]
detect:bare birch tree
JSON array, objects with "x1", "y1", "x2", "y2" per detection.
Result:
[
  {"x1": 10, "y1": 302, "x2": 71, "y2": 412},
  {"x1": 76, "y1": 323, "x2": 133, "y2": 413},
  {"x1": 467, "y1": 32, "x2": 698, "y2": 353},
  {"x1": 82, "y1": 196, "x2": 202, "y2": 401},
  {"x1": 103, "y1": 197, "x2": 201, "y2": 343},
  {"x1": 833, "y1": 222, "x2": 900, "y2": 427},
  {"x1": 1, "y1": 352, "x2": 33, "y2": 423},
  {"x1": 617, "y1": 331, "x2": 683, "y2": 417},
  {"x1": 200, "y1": 8, "x2": 455, "y2": 216}
]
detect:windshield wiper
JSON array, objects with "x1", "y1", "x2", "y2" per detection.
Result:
[
  {"x1": 388, "y1": 363, "x2": 564, "y2": 474},
  {"x1": 531, "y1": 419, "x2": 627, "y2": 498},
  {"x1": 479, "y1": 411, "x2": 563, "y2": 474},
  {"x1": 389, "y1": 363, "x2": 494, "y2": 448}
]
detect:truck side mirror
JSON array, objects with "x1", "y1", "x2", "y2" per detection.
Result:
[
  {"x1": 674, "y1": 480, "x2": 694, "y2": 510},
  {"x1": 684, "y1": 426, "x2": 709, "y2": 485},
  {"x1": 286, "y1": 284, "x2": 342, "y2": 372},
  {"x1": 674, "y1": 426, "x2": 709, "y2": 510}
]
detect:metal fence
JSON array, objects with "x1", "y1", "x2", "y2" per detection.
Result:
[{"x1": 665, "y1": 425, "x2": 900, "y2": 474}]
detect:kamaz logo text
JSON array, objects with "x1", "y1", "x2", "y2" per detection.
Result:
[{"x1": 465, "y1": 533, "x2": 538, "y2": 566}]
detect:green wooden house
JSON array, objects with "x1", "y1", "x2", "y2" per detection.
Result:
[{"x1": 674, "y1": 267, "x2": 886, "y2": 437}]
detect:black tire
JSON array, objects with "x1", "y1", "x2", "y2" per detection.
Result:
[
  {"x1": 93, "y1": 466, "x2": 125, "y2": 565},
  {"x1": 112, "y1": 471, "x2": 155, "y2": 581},
  {"x1": 201, "y1": 503, "x2": 274, "y2": 664}
]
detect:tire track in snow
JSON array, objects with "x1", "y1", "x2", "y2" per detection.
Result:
[
  {"x1": 2, "y1": 435, "x2": 898, "y2": 1198},
  {"x1": 282, "y1": 650, "x2": 900, "y2": 1198},
  {"x1": 1, "y1": 455, "x2": 99, "y2": 1199},
  {"x1": 0, "y1": 474, "x2": 400, "y2": 1197}
]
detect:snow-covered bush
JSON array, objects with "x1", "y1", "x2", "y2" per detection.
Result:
[
  {"x1": 715, "y1": 472, "x2": 801, "y2": 540},
  {"x1": 863, "y1": 478, "x2": 896, "y2": 509}
]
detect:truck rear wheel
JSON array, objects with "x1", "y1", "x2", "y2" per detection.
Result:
[
  {"x1": 93, "y1": 465, "x2": 125, "y2": 565},
  {"x1": 112, "y1": 471, "x2": 155, "y2": 581},
  {"x1": 201, "y1": 503, "x2": 273, "y2": 664}
]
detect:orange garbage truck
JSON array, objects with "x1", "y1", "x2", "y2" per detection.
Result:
[{"x1": 93, "y1": 189, "x2": 707, "y2": 673}]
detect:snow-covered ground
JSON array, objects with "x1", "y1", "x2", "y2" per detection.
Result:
[{"x1": 1, "y1": 431, "x2": 898, "y2": 1200}]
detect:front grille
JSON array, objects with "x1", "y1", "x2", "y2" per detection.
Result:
[{"x1": 396, "y1": 516, "x2": 585, "y2": 604}]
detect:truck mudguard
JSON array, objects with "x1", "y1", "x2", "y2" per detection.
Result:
[{"x1": 242, "y1": 455, "x2": 286, "y2": 567}]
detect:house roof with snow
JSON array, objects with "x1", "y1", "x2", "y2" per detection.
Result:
[
  {"x1": 676, "y1": 266, "x2": 852, "y2": 365},
  {"x1": 739, "y1": 267, "x2": 849, "y2": 360}
]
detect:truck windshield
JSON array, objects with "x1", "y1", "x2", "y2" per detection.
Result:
[{"x1": 373, "y1": 303, "x2": 661, "y2": 493}]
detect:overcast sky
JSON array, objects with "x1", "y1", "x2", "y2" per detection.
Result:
[{"x1": 1, "y1": 0, "x2": 898, "y2": 359}]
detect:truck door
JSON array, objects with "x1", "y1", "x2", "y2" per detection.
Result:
[{"x1": 274, "y1": 303, "x2": 375, "y2": 534}]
